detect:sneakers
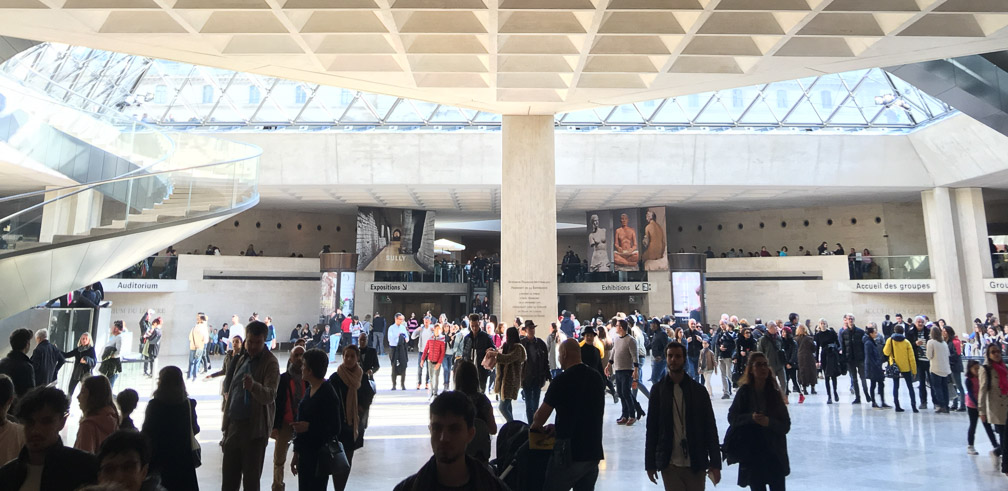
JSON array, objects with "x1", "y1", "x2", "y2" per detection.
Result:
[
  {"x1": 616, "y1": 417, "x2": 628, "y2": 425},
  {"x1": 799, "y1": 394, "x2": 805, "y2": 404},
  {"x1": 721, "y1": 394, "x2": 731, "y2": 400},
  {"x1": 967, "y1": 445, "x2": 978, "y2": 455}
]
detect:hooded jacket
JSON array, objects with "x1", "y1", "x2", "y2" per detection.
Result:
[
  {"x1": 863, "y1": 335, "x2": 884, "y2": 382},
  {"x1": 883, "y1": 333, "x2": 917, "y2": 375},
  {"x1": 75, "y1": 405, "x2": 120, "y2": 453}
]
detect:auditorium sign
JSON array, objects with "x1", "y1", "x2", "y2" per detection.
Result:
[
  {"x1": 844, "y1": 279, "x2": 935, "y2": 293},
  {"x1": 103, "y1": 279, "x2": 188, "y2": 293}
]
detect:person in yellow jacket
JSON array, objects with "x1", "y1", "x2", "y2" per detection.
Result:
[{"x1": 883, "y1": 324, "x2": 918, "y2": 413}]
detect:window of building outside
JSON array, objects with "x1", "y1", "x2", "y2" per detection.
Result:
[
  {"x1": 295, "y1": 85, "x2": 307, "y2": 104},
  {"x1": 688, "y1": 93, "x2": 699, "y2": 108},
  {"x1": 820, "y1": 91, "x2": 833, "y2": 109},
  {"x1": 154, "y1": 84, "x2": 167, "y2": 104},
  {"x1": 776, "y1": 89, "x2": 788, "y2": 109},
  {"x1": 201, "y1": 85, "x2": 213, "y2": 103},
  {"x1": 732, "y1": 89, "x2": 743, "y2": 108},
  {"x1": 249, "y1": 85, "x2": 261, "y2": 104}
]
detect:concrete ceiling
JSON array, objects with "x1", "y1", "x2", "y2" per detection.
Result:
[{"x1": 3, "y1": 1, "x2": 1008, "y2": 114}]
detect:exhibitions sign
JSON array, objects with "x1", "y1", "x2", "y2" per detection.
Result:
[
  {"x1": 984, "y1": 279, "x2": 1008, "y2": 292},
  {"x1": 365, "y1": 282, "x2": 467, "y2": 294},
  {"x1": 103, "y1": 279, "x2": 188, "y2": 293},
  {"x1": 558, "y1": 282, "x2": 652, "y2": 294},
  {"x1": 356, "y1": 207, "x2": 436, "y2": 272},
  {"x1": 844, "y1": 280, "x2": 936, "y2": 293}
]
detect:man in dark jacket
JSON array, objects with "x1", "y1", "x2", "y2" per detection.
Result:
[
  {"x1": 648, "y1": 319, "x2": 670, "y2": 384},
  {"x1": 839, "y1": 314, "x2": 870, "y2": 404},
  {"x1": 712, "y1": 321, "x2": 736, "y2": 399},
  {"x1": 519, "y1": 320, "x2": 551, "y2": 424},
  {"x1": 30, "y1": 329, "x2": 64, "y2": 387},
  {"x1": 394, "y1": 391, "x2": 508, "y2": 491},
  {"x1": 459, "y1": 314, "x2": 494, "y2": 392},
  {"x1": 684, "y1": 319, "x2": 704, "y2": 382},
  {"x1": 271, "y1": 346, "x2": 305, "y2": 491},
  {"x1": 0, "y1": 328, "x2": 35, "y2": 397},
  {"x1": 560, "y1": 310, "x2": 577, "y2": 339},
  {"x1": 138, "y1": 309, "x2": 154, "y2": 352},
  {"x1": 371, "y1": 312, "x2": 387, "y2": 355},
  {"x1": 646, "y1": 341, "x2": 721, "y2": 488},
  {"x1": 904, "y1": 315, "x2": 931, "y2": 409},
  {"x1": 0, "y1": 386, "x2": 98, "y2": 489}
]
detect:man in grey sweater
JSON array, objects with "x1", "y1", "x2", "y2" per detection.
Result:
[{"x1": 605, "y1": 318, "x2": 640, "y2": 425}]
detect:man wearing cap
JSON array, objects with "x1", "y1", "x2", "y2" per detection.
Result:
[{"x1": 519, "y1": 320, "x2": 551, "y2": 424}]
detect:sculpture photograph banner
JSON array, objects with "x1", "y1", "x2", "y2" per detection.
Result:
[
  {"x1": 586, "y1": 211, "x2": 614, "y2": 273},
  {"x1": 641, "y1": 206, "x2": 668, "y2": 271},
  {"x1": 356, "y1": 207, "x2": 436, "y2": 272}
]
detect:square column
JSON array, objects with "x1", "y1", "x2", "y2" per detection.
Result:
[
  {"x1": 500, "y1": 115, "x2": 557, "y2": 333},
  {"x1": 921, "y1": 187, "x2": 996, "y2": 331}
]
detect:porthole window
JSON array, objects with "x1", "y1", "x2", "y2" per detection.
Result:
[
  {"x1": 297, "y1": 223, "x2": 302, "y2": 230},
  {"x1": 336, "y1": 226, "x2": 342, "y2": 232},
  {"x1": 874, "y1": 216, "x2": 882, "y2": 224},
  {"x1": 827, "y1": 219, "x2": 833, "y2": 226},
  {"x1": 717, "y1": 224, "x2": 723, "y2": 231},
  {"x1": 677, "y1": 226, "x2": 683, "y2": 232},
  {"x1": 759, "y1": 222, "x2": 765, "y2": 229},
  {"x1": 803, "y1": 220, "x2": 809, "y2": 227},
  {"x1": 850, "y1": 218, "x2": 857, "y2": 225},
  {"x1": 255, "y1": 221, "x2": 261, "y2": 229},
  {"x1": 780, "y1": 221, "x2": 787, "y2": 228},
  {"x1": 317, "y1": 225, "x2": 322, "y2": 231},
  {"x1": 233, "y1": 220, "x2": 239, "y2": 227},
  {"x1": 276, "y1": 223, "x2": 282, "y2": 229},
  {"x1": 697, "y1": 225, "x2": 702, "y2": 232},
  {"x1": 737, "y1": 223, "x2": 743, "y2": 230}
]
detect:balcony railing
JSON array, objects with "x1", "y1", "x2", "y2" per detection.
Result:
[
  {"x1": 108, "y1": 255, "x2": 178, "y2": 280},
  {"x1": 558, "y1": 264, "x2": 649, "y2": 283},
  {"x1": 847, "y1": 255, "x2": 929, "y2": 280}
]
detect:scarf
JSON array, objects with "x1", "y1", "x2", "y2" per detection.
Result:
[
  {"x1": 992, "y1": 361, "x2": 1008, "y2": 396},
  {"x1": 337, "y1": 362, "x2": 363, "y2": 440}
]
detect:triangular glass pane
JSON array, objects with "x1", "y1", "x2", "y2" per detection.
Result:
[
  {"x1": 430, "y1": 105, "x2": 468, "y2": 124},
  {"x1": 410, "y1": 100, "x2": 440, "y2": 121},
  {"x1": 340, "y1": 97, "x2": 380, "y2": 123},
  {"x1": 693, "y1": 94, "x2": 733, "y2": 124},
  {"x1": 849, "y1": 69, "x2": 892, "y2": 115},
  {"x1": 294, "y1": 97, "x2": 336, "y2": 123},
  {"x1": 872, "y1": 103, "x2": 912, "y2": 125},
  {"x1": 606, "y1": 104, "x2": 644, "y2": 124},
  {"x1": 190, "y1": 66, "x2": 232, "y2": 122},
  {"x1": 783, "y1": 96, "x2": 823, "y2": 125},
  {"x1": 214, "y1": 72, "x2": 258, "y2": 123},
  {"x1": 826, "y1": 97, "x2": 867, "y2": 125},
  {"x1": 724, "y1": 87, "x2": 760, "y2": 120},
  {"x1": 314, "y1": 86, "x2": 354, "y2": 121},
  {"x1": 635, "y1": 99, "x2": 662, "y2": 120},
  {"x1": 763, "y1": 80, "x2": 801, "y2": 120},
  {"x1": 251, "y1": 79, "x2": 297, "y2": 123},
  {"x1": 808, "y1": 74, "x2": 843, "y2": 118},
  {"x1": 358, "y1": 93, "x2": 398, "y2": 120},
  {"x1": 459, "y1": 108, "x2": 478, "y2": 121},
  {"x1": 559, "y1": 108, "x2": 602, "y2": 124},
  {"x1": 795, "y1": 76, "x2": 820, "y2": 92},
  {"x1": 650, "y1": 99, "x2": 691, "y2": 124},
  {"x1": 838, "y1": 68, "x2": 870, "y2": 91},
  {"x1": 385, "y1": 100, "x2": 425, "y2": 124},
  {"x1": 681, "y1": 92, "x2": 713, "y2": 120},
  {"x1": 738, "y1": 96, "x2": 778, "y2": 124},
  {"x1": 473, "y1": 111, "x2": 501, "y2": 123}
]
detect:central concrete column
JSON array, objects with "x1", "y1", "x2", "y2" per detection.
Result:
[
  {"x1": 921, "y1": 187, "x2": 996, "y2": 332},
  {"x1": 500, "y1": 115, "x2": 557, "y2": 333}
]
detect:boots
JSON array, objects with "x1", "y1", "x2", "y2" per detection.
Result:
[{"x1": 879, "y1": 391, "x2": 891, "y2": 408}]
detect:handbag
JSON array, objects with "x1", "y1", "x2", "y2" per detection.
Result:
[
  {"x1": 885, "y1": 361, "x2": 900, "y2": 378},
  {"x1": 316, "y1": 439, "x2": 351, "y2": 478},
  {"x1": 481, "y1": 349, "x2": 498, "y2": 370},
  {"x1": 187, "y1": 399, "x2": 202, "y2": 468}
]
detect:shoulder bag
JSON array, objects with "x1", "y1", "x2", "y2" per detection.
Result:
[
  {"x1": 316, "y1": 439, "x2": 351, "y2": 479},
  {"x1": 187, "y1": 399, "x2": 202, "y2": 467}
]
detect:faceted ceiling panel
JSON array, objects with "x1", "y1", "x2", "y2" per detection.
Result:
[{"x1": 2, "y1": 1, "x2": 1007, "y2": 113}]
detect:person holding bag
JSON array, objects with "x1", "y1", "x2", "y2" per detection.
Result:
[
  {"x1": 725, "y1": 352, "x2": 791, "y2": 491},
  {"x1": 292, "y1": 348, "x2": 346, "y2": 491},
  {"x1": 328, "y1": 345, "x2": 370, "y2": 489},
  {"x1": 63, "y1": 332, "x2": 97, "y2": 400},
  {"x1": 142, "y1": 366, "x2": 199, "y2": 490}
]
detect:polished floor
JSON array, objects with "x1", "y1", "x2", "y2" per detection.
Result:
[{"x1": 58, "y1": 352, "x2": 1007, "y2": 490}]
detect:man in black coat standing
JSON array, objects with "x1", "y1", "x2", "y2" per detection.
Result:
[
  {"x1": 30, "y1": 329, "x2": 64, "y2": 387},
  {"x1": 519, "y1": 320, "x2": 551, "y2": 424},
  {"x1": 0, "y1": 328, "x2": 35, "y2": 397},
  {"x1": 646, "y1": 341, "x2": 721, "y2": 489},
  {"x1": 838, "y1": 314, "x2": 869, "y2": 404}
]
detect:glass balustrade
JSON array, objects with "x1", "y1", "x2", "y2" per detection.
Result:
[
  {"x1": 848, "y1": 255, "x2": 930, "y2": 280},
  {"x1": 558, "y1": 263, "x2": 649, "y2": 283}
]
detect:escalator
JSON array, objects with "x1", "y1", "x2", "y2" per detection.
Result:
[{"x1": 0, "y1": 49, "x2": 261, "y2": 321}]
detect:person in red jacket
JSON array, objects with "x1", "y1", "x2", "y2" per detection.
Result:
[{"x1": 422, "y1": 324, "x2": 447, "y2": 398}]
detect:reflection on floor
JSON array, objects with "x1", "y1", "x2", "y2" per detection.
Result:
[{"x1": 58, "y1": 353, "x2": 1007, "y2": 490}]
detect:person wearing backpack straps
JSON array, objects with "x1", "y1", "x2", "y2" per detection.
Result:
[{"x1": 978, "y1": 343, "x2": 1008, "y2": 475}]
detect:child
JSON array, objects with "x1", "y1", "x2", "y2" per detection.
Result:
[
  {"x1": 421, "y1": 324, "x2": 446, "y2": 398},
  {"x1": 699, "y1": 338, "x2": 716, "y2": 396},
  {"x1": 116, "y1": 389, "x2": 139, "y2": 431},
  {"x1": 0, "y1": 374, "x2": 25, "y2": 464},
  {"x1": 965, "y1": 360, "x2": 1000, "y2": 455}
]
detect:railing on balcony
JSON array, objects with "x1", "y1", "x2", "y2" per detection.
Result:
[
  {"x1": 848, "y1": 255, "x2": 930, "y2": 280},
  {"x1": 558, "y1": 264, "x2": 649, "y2": 283}
]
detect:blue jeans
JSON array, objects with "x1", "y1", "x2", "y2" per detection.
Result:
[
  {"x1": 651, "y1": 358, "x2": 667, "y2": 384},
  {"x1": 442, "y1": 355, "x2": 454, "y2": 390},
  {"x1": 187, "y1": 349, "x2": 203, "y2": 379},
  {"x1": 499, "y1": 398, "x2": 514, "y2": 422},
  {"x1": 930, "y1": 372, "x2": 949, "y2": 409},
  {"x1": 634, "y1": 356, "x2": 650, "y2": 399},
  {"x1": 686, "y1": 357, "x2": 699, "y2": 381},
  {"x1": 551, "y1": 368, "x2": 563, "y2": 379},
  {"x1": 372, "y1": 332, "x2": 384, "y2": 355},
  {"x1": 523, "y1": 383, "x2": 542, "y2": 424},
  {"x1": 614, "y1": 370, "x2": 634, "y2": 419},
  {"x1": 417, "y1": 351, "x2": 429, "y2": 386}
]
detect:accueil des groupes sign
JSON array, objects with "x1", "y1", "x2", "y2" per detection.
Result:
[{"x1": 845, "y1": 280, "x2": 935, "y2": 293}]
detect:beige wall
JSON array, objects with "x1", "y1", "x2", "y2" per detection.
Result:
[{"x1": 170, "y1": 208, "x2": 357, "y2": 257}]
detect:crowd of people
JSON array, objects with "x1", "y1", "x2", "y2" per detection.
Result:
[{"x1": 0, "y1": 305, "x2": 1006, "y2": 491}]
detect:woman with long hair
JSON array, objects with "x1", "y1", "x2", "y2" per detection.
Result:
[
  {"x1": 491, "y1": 327, "x2": 526, "y2": 423},
  {"x1": 814, "y1": 319, "x2": 842, "y2": 404},
  {"x1": 454, "y1": 360, "x2": 497, "y2": 463},
  {"x1": 292, "y1": 349, "x2": 344, "y2": 491},
  {"x1": 142, "y1": 366, "x2": 199, "y2": 490},
  {"x1": 944, "y1": 324, "x2": 966, "y2": 411},
  {"x1": 795, "y1": 325, "x2": 817, "y2": 398},
  {"x1": 926, "y1": 325, "x2": 952, "y2": 413},
  {"x1": 74, "y1": 375, "x2": 120, "y2": 453},
  {"x1": 978, "y1": 343, "x2": 1008, "y2": 475},
  {"x1": 781, "y1": 327, "x2": 799, "y2": 396},
  {"x1": 727, "y1": 352, "x2": 791, "y2": 491},
  {"x1": 732, "y1": 328, "x2": 757, "y2": 388},
  {"x1": 965, "y1": 360, "x2": 1000, "y2": 455},
  {"x1": 327, "y1": 345, "x2": 370, "y2": 490},
  {"x1": 63, "y1": 332, "x2": 96, "y2": 399}
]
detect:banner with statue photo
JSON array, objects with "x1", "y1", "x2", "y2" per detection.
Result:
[{"x1": 356, "y1": 207, "x2": 435, "y2": 272}]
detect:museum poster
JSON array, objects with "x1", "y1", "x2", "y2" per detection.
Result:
[
  {"x1": 641, "y1": 206, "x2": 668, "y2": 270},
  {"x1": 356, "y1": 207, "x2": 436, "y2": 272},
  {"x1": 586, "y1": 209, "x2": 645, "y2": 272}
]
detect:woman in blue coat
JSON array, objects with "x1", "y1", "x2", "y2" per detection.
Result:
[{"x1": 863, "y1": 325, "x2": 890, "y2": 408}]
